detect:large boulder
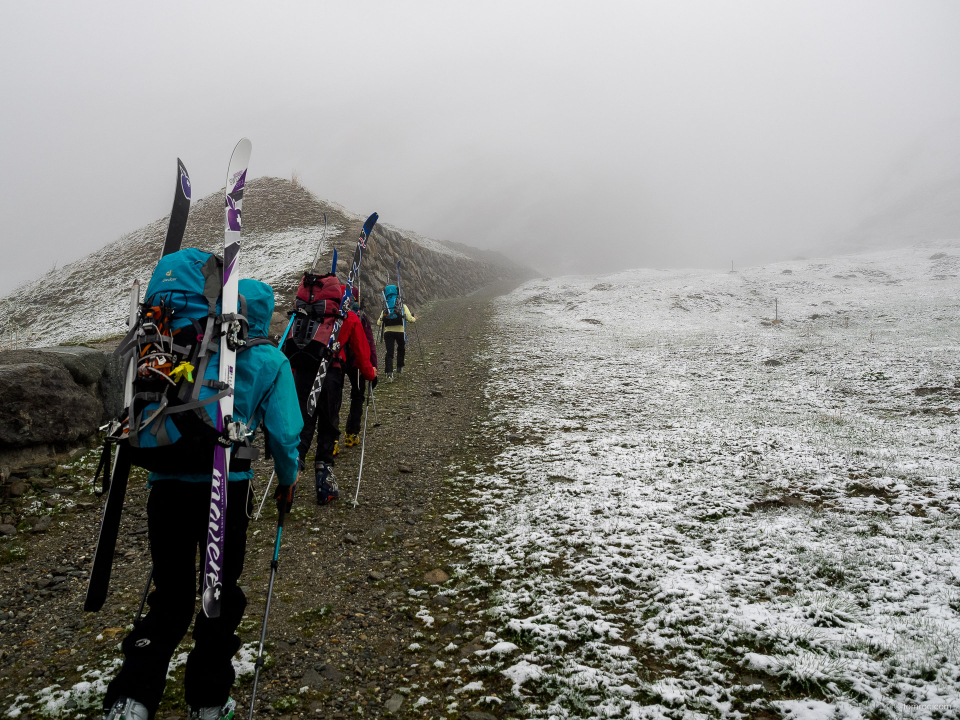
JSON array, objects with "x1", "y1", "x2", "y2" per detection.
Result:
[
  {"x1": 0, "y1": 346, "x2": 122, "y2": 472},
  {"x1": 0, "y1": 363, "x2": 102, "y2": 447},
  {"x1": 0, "y1": 346, "x2": 122, "y2": 424}
]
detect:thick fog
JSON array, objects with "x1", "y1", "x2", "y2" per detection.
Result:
[{"x1": 1, "y1": 1, "x2": 959, "y2": 293}]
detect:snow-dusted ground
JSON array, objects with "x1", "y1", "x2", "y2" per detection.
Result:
[
  {"x1": 5, "y1": 644, "x2": 258, "y2": 718},
  {"x1": 449, "y1": 243, "x2": 960, "y2": 718}
]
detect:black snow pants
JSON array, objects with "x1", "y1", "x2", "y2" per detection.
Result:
[
  {"x1": 384, "y1": 331, "x2": 406, "y2": 373},
  {"x1": 103, "y1": 479, "x2": 252, "y2": 716},
  {"x1": 345, "y1": 366, "x2": 367, "y2": 435},
  {"x1": 292, "y1": 357, "x2": 345, "y2": 466}
]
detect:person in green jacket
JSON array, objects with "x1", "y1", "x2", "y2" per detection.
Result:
[
  {"x1": 377, "y1": 283, "x2": 416, "y2": 380},
  {"x1": 104, "y1": 279, "x2": 303, "y2": 720}
]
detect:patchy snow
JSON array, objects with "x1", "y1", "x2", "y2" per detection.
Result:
[
  {"x1": 451, "y1": 242, "x2": 960, "y2": 718},
  {"x1": 13, "y1": 643, "x2": 258, "y2": 718}
]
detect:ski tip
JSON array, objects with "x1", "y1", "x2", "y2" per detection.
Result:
[
  {"x1": 362, "y1": 212, "x2": 379, "y2": 238},
  {"x1": 227, "y1": 138, "x2": 253, "y2": 185},
  {"x1": 177, "y1": 159, "x2": 192, "y2": 200}
]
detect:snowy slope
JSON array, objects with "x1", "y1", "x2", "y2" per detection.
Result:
[{"x1": 443, "y1": 242, "x2": 960, "y2": 718}]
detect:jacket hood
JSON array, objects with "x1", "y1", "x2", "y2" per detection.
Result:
[{"x1": 239, "y1": 279, "x2": 275, "y2": 339}]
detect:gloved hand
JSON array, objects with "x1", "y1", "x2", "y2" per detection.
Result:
[
  {"x1": 274, "y1": 481, "x2": 297, "y2": 515},
  {"x1": 371, "y1": 376, "x2": 378, "y2": 390}
]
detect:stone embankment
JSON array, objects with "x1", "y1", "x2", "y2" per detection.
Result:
[{"x1": 0, "y1": 346, "x2": 120, "y2": 476}]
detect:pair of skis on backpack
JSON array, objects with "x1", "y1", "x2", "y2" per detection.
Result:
[{"x1": 86, "y1": 141, "x2": 250, "y2": 619}]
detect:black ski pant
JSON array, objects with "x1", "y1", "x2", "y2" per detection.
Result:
[
  {"x1": 104, "y1": 479, "x2": 252, "y2": 717},
  {"x1": 293, "y1": 359, "x2": 345, "y2": 466},
  {"x1": 345, "y1": 366, "x2": 367, "y2": 435},
  {"x1": 384, "y1": 331, "x2": 406, "y2": 373}
]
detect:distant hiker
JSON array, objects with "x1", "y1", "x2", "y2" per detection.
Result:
[
  {"x1": 282, "y1": 273, "x2": 376, "y2": 504},
  {"x1": 377, "y1": 283, "x2": 416, "y2": 380},
  {"x1": 343, "y1": 287, "x2": 378, "y2": 448},
  {"x1": 103, "y1": 277, "x2": 302, "y2": 720}
]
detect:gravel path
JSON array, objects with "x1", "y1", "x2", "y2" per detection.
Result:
[{"x1": 0, "y1": 279, "x2": 522, "y2": 720}]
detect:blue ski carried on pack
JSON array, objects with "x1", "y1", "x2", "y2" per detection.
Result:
[{"x1": 305, "y1": 212, "x2": 379, "y2": 417}]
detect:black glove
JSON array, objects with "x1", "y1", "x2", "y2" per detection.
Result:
[
  {"x1": 275, "y1": 482, "x2": 297, "y2": 515},
  {"x1": 370, "y1": 377, "x2": 378, "y2": 391}
]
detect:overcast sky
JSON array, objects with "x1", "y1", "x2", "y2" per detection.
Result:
[{"x1": 1, "y1": 1, "x2": 959, "y2": 292}]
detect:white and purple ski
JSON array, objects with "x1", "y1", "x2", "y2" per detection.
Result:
[{"x1": 202, "y1": 138, "x2": 252, "y2": 619}]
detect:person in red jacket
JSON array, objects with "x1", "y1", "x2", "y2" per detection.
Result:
[
  {"x1": 283, "y1": 274, "x2": 377, "y2": 504},
  {"x1": 343, "y1": 287, "x2": 379, "y2": 448}
]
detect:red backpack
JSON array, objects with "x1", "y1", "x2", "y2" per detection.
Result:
[{"x1": 283, "y1": 273, "x2": 343, "y2": 361}]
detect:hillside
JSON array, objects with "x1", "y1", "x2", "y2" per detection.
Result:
[
  {"x1": 838, "y1": 121, "x2": 960, "y2": 253},
  {"x1": 0, "y1": 178, "x2": 525, "y2": 347}
]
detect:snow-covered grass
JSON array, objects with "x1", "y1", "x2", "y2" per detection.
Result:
[
  {"x1": 7, "y1": 643, "x2": 260, "y2": 718},
  {"x1": 451, "y1": 242, "x2": 960, "y2": 718}
]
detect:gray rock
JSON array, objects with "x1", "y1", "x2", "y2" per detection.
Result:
[
  {"x1": 301, "y1": 668, "x2": 323, "y2": 688},
  {"x1": 0, "y1": 346, "x2": 107, "y2": 386},
  {"x1": 0, "y1": 525, "x2": 15, "y2": 537},
  {"x1": 384, "y1": 693, "x2": 404, "y2": 713},
  {"x1": 398, "y1": 464, "x2": 413, "y2": 473},
  {"x1": 321, "y1": 666, "x2": 344, "y2": 682},
  {"x1": 97, "y1": 353, "x2": 124, "y2": 421},
  {"x1": 8, "y1": 480, "x2": 28, "y2": 497},
  {"x1": 368, "y1": 571, "x2": 385, "y2": 581},
  {"x1": 31, "y1": 516, "x2": 52, "y2": 533},
  {"x1": 0, "y1": 364, "x2": 102, "y2": 448},
  {"x1": 344, "y1": 533, "x2": 359, "y2": 544},
  {"x1": 439, "y1": 620, "x2": 460, "y2": 635},
  {"x1": 464, "y1": 712, "x2": 497, "y2": 720}
]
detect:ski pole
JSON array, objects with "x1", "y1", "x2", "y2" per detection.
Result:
[
  {"x1": 134, "y1": 566, "x2": 153, "y2": 627},
  {"x1": 309, "y1": 213, "x2": 328, "y2": 272},
  {"x1": 352, "y1": 384, "x2": 372, "y2": 508},
  {"x1": 255, "y1": 471, "x2": 275, "y2": 521},
  {"x1": 249, "y1": 502, "x2": 288, "y2": 719},
  {"x1": 370, "y1": 386, "x2": 381, "y2": 426},
  {"x1": 413, "y1": 322, "x2": 425, "y2": 363}
]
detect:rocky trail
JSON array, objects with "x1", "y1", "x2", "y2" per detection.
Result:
[{"x1": 0, "y1": 280, "x2": 523, "y2": 720}]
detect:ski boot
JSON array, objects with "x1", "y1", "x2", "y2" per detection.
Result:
[
  {"x1": 315, "y1": 462, "x2": 339, "y2": 504},
  {"x1": 104, "y1": 698, "x2": 150, "y2": 720},
  {"x1": 188, "y1": 698, "x2": 236, "y2": 720},
  {"x1": 343, "y1": 433, "x2": 360, "y2": 448},
  {"x1": 387, "y1": 372, "x2": 394, "y2": 382}
]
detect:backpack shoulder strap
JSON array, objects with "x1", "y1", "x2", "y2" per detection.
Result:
[{"x1": 238, "y1": 337, "x2": 277, "y2": 353}]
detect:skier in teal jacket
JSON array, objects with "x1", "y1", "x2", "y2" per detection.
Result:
[{"x1": 104, "y1": 278, "x2": 303, "y2": 720}]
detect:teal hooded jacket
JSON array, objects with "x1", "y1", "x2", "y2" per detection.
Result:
[{"x1": 149, "y1": 277, "x2": 303, "y2": 487}]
